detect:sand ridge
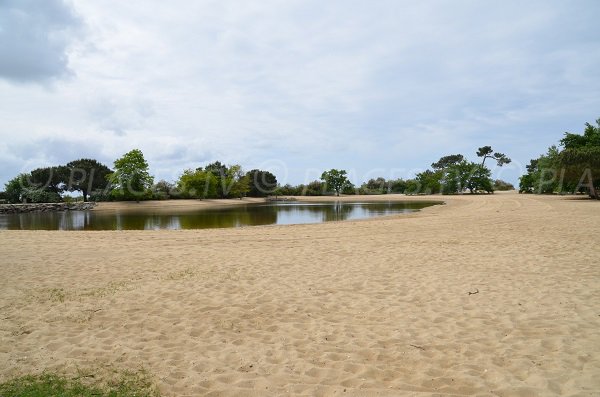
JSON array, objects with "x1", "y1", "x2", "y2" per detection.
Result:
[{"x1": 0, "y1": 192, "x2": 599, "y2": 396}]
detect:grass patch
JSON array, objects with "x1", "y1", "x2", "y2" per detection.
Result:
[
  {"x1": 0, "y1": 370, "x2": 160, "y2": 397},
  {"x1": 29, "y1": 281, "x2": 133, "y2": 305},
  {"x1": 48, "y1": 288, "x2": 67, "y2": 303},
  {"x1": 80, "y1": 281, "x2": 131, "y2": 299},
  {"x1": 164, "y1": 267, "x2": 196, "y2": 281}
]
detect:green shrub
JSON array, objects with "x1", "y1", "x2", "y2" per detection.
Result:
[
  {"x1": 304, "y1": 180, "x2": 327, "y2": 196},
  {"x1": 493, "y1": 179, "x2": 515, "y2": 191},
  {"x1": 21, "y1": 187, "x2": 62, "y2": 203}
]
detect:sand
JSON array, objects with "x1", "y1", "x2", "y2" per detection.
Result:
[
  {"x1": 0, "y1": 192, "x2": 599, "y2": 396},
  {"x1": 93, "y1": 197, "x2": 268, "y2": 212}
]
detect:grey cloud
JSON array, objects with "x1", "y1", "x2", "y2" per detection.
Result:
[
  {"x1": 88, "y1": 97, "x2": 156, "y2": 136},
  {"x1": 0, "y1": 0, "x2": 81, "y2": 83}
]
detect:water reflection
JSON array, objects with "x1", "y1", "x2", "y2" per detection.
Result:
[{"x1": 0, "y1": 201, "x2": 441, "y2": 231}]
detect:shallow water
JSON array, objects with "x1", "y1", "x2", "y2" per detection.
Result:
[{"x1": 0, "y1": 200, "x2": 441, "y2": 230}]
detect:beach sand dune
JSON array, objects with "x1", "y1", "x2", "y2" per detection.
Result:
[{"x1": 0, "y1": 193, "x2": 599, "y2": 396}]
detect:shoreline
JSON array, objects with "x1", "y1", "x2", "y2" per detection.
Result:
[{"x1": 92, "y1": 193, "x2": 451, "y2": 212}]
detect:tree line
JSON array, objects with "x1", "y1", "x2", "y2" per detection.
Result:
[
  {"x1": 407, "y1": 146, "x2": 511, "y2": 195},
  {"x1": 0, "y1": 150, "x2": 280, "y2": 203},
  {"x1": 519, "y1": 118, "x2": 600, "y2": 199},
  {"x1": 0, "y1": 145, "x2": 514, "y2": 204},
  {"x1": 6, "y1": 115, "x2": 597, "y2": 204}
]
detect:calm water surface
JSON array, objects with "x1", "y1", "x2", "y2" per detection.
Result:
[{"x1": 0, "y1": 201, "x2": 442, "y2": 231}]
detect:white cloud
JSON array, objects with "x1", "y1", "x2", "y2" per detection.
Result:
[{"x1": 1, "y1": 0, "x2": 599, "y2": 187}]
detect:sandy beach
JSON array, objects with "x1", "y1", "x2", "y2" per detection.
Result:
[{"x1": 0, "y1": 192, "x2": 599, "y2": 396}]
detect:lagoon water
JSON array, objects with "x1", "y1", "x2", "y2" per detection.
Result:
[{"x1": 0, "y1": 200, "x2": 441, "y2": 231}]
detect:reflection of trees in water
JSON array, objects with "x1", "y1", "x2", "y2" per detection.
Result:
[
  {"x1": 272, "y1": 202, "x2": 352, "y2": 222},
  {"x1": 59, "y1": 212, "x2": 88, "y2": 230},
  {"x1": 322, "y1": 202, "x2": 354, "y2": 222},
  {"x1": 0, "y1": 201, "x2": 441, "y2": 230},
  {"x1": 120, "y1": 214, "x2": 158, "y2": 230},
  {"x1": 0, "y1": 211, "x2": 92, "y2": 230},
  {"x1": 178, "y1": 206, "x2": 277, "y2": 230},
  {"x1": 1, "y1": 213, "x2": 47, "y2": 230},
  {"x1": 271, "y1": 201, "x2": 436, "y2": 222}
]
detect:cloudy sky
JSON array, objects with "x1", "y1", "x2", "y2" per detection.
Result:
[{"x1": 1, "y1": 0, "x2": 599, "y2": 187}]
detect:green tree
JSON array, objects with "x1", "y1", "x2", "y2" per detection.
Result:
[
  {"x1": 415, "y1": 169, "x2": 443, "y2": 194},
  {"x1": 30, "y1": 166, "x2": 67, "y2": 195},
  {"x1": 442, "y1": 160, "x2": 493, "y2": 194},
  {"x1": 557, "y1": 119, "x2": 600, "y2": 198},
  {"x1": 204, "y1": 161, "x2": 228, "y2": 176},
  {"x1": 320, "y1": 169, "x2": 351, "y2": 196},
  {"x1": 245, "y1": 169, "x2": 278, "y2": 197},
  {"x1": 304, "y1": 180, "x2": 326, "y2": 196},
  {"x1": 360, "y1": 177, "x2": 388, "y2": 194},
  {"x1": 64, "y1": 159, "x2": 112, "y2": 202},
  {"x1": 471, "y1": 147, "x2": 510, "y2": 193},
  {"x1": 4, "y1": 173, "x2": 31, "y2": 203},
  {"x1": 4, "y1": 168, "x2": 66, "y2": 203},
  {"x1": 152, "y1": 179, "x2": 176, "y2": 200},
  {"x1": 196, "y1": 162, "x2": 250, "y2": 199},
  {"x1": 560, "y1": 120, "x2": 600, "y2": 149},
  {"x1": 519, "y1": 146, "x2": 562, "y2": 194},
  {"x1": 404, "y1": 179, "x2": 421, "y2": 195},
  {"x1": 441, "y1": 161, "x2": 471, "y2": 194},
  {"x1": 177, "y1": 169, "x2": 217, "y2": 199},
  {"x1": 108, "y1": 149, "x2": 154, "y2": 201},
  {"x1": 558, "y1": 146, "x2": 600, "y2": 196},
  {"x1": 389, "y1": 178, "x2": 408, "y2": 194},
  {"x1": 277, "y1": 184, "x2": 301, "y2": 196},
  {"x1": 203, "y1": 161, "x2": 229, "y2": 198},
  {"x1": 429, "y1": 154, "x2": 469, "y2": 194},
  {"x1": 431, "y1": 154, "x2": 464, "y2": 170},
  {"x1": 342, "y1": 181, "x2": 356, "y2": 195},
  {"x1": 465, "y1": 163, "x2": 493, "y2": 193},
  {"x1": 358, "y1": 177, "x2": 408, "y2": 195},
  {"x1": 518, "y1": 173, "x2": 536, "y2": 193},
  {"x1": 476, "y1": 146, "x2": 512, "y2": 167},
  {"x1": 425, "y1": 150, "x2": 501, "y2": 195},
  {"x1": 223, "y1": 165, "x2": 250, "y2": 199}
]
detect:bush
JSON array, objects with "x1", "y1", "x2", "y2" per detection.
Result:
[
  {"x1": 63, "y1": 196, "x2": 84, "y2": 203},
  {"x1": 415, "y1": 170, "x2": 442, "y2": 194},
  {"x1": 404, "y1": 179, "x2": 422, "y2": 195},
  {"x1": 88, "y1": 189, "x2": 113, "y2": 202},
  {"x1": 21, "y1": 187, "x2": 62, "y2": 203},
  {"x1": 110, "y1": 188, "x2": 154, "y2": 202},
  {"x1": 360, "y1": 178, "x2": 388, "y2": 194},
  {"x1": 152, "y1": 180, "x2": 177, "y2": 200},
  {"x1": 389, "y1": 178, "x2": 408, "y2": 193},
  {"x1": 304, "y1": 180, "x2": 327, "y2": 196},
  {"x1": 494, "y1": 179, "x2": 515, "y2": 191},
  {"x1": 275, "y1": 184, "x2": 299, "y2": 196}
]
